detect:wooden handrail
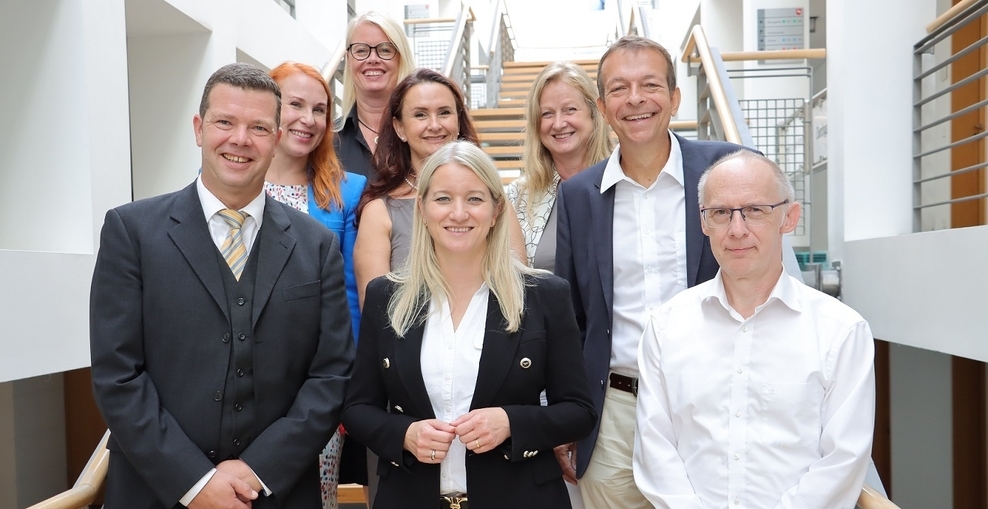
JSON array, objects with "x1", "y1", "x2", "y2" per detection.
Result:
[
  {"x1": 27, "y1": 430, "x2": 110, "y2": 509},
  {"x1": 927, "y1": 0, "x2": 978, "y2": 33},
  {"x1": 857, "y1": 483, "x2": 902, "y2": 509},
  {"x1": 719, "y1": 49, "x2": 826, "y2": 62},
  {"x1": 680, "y1": 26, "x2": 742, "y2": 144}
]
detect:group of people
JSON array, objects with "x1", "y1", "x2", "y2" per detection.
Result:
[{"x1": 88, "y1": 8, "x2": 877, "y2": 509}]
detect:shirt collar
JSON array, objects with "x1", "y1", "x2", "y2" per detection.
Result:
[
  {"x1": 600, "y1": 131, "x2": 684, "y2": 193},
  {"x1": 197, "y1": 175, "x2": 266, "y2": 224},
  {"x1": 702, "y1": 265, "x2": 801, "y2": 316}
]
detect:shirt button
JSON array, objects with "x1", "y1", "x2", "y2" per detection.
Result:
[
  {"x1": 742, "y1": 326, "x2": 748, "y2": 332},
  {"x1": 221, "y1": 333, "x2": 230, "y2": 343},
  {"x1": 737, "y1": 368, "x2": 743, "y2": 374},
  {"x1": 735, "y1": 410, "x2": 741, "y2": 417},
  {"x1": 235, "y1": 403, "x2": 243, "y2": 411},
  {"x1": 237, "y1": 297, "x2": 245, "y2": 306},
  {"x1": 734, "y1": 497, "x2": 740, "y2": 504},
  {"x1": 237, "y1": 369, "x2": 245, "y2": 377},
  {"x1": 213, "y1": 391, "x2": 222, "y2": 401},
  {"x1": 233, "y1": 438, "x2": 241, "y2": 447},
  {"x1": 238, "y1": 333, "x2": 246, "y2": 341},
  {"x1": 643, "y1": 195, "x2": 649, "y2": 200},
  {"x1": 733, "y1": 453, "x2": 740, "y2": 460}
]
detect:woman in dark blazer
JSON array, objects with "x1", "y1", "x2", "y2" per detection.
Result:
[{"x1": 343, "y1": 141, "x2": 596, "y2": 509}]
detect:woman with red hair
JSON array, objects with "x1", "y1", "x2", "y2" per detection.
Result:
[{"x1": 265, "y1": 61, "x2": 365, "y2": 509}]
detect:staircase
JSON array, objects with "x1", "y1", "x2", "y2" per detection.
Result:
[{"x1": 471, "y1": 59, "x2": 600, "y2": 182}]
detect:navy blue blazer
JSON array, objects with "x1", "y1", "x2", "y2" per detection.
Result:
[{"x1": 554, "y1": 134, "x2": 747, "y2": 477}]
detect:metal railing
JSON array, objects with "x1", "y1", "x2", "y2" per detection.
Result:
[
  {"x1": 442, "y1": 7, "x2": 475, "y2": 107},
  {"x1": 912, "y1": 0, "x2": 988, "y2": 231},
  {"x1": 613, "y1": 0, "x2": 651, "y2": 43},
  {"x1": 321, "y1": 41, "x2": 347, "y2": 122},
  {"x1": 473, "y1": 0, "x2": 516, "y2": 109}
]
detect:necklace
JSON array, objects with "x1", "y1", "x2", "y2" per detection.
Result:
[
  {"x1": 357, "y1": 117, "x2": 379, "y2": 144},
  {"x1": 404, "y1": 176, "x2": 418, "y2": 190}
]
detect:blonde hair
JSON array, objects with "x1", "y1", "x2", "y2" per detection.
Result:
[
  {"x1": 519, "y1": 62, "x2": 612, "y2": 209},
  {"x1": 338, "y1": 11, "x2": 416, "y2": 126},
  {"x1": 388, "y1": 141, "x2": 542, "y2": 336}
]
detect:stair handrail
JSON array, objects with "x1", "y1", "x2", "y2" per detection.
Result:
[
  {"x1": 25, "y1": 430, "x2": 110, "y2": 509},
  {"x1": 680, "y1": 25, "x2": 746, "y2": 144},
  {"x1": 443, "y1": 5, "x2": 476, "y2": 106},
  {"x1": 483, "y1": 0, "x2": 516, "y2": 109},
  {"x1": 927, "y1": 0, "x2": 978, "y2": 33},
  {"x1": 632, "y1": 3, "x2": 651, "y2": 39},
  {"x1": 321, "y1": 40, "x2": 347, "y2": 124},
  {"x1": 857, "y1": 483, "x2": 903, "y2": 509}
]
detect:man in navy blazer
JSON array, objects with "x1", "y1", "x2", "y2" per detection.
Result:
[
  {"x1": 90, "y1": 63, "x2": 355, "y2": 509},
  {"x1": 554, "y1": 37, "x2": 755, "y2": 509}
]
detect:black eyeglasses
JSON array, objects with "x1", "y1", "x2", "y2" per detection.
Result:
[
  {"x1": 347, "y1": 42, "x2": 397, "y2": 61},
  {"x1": 700, "y1": 200, "x2": 789, "y2": 228}
]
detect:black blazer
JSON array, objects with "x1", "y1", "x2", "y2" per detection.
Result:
[
  {"x1": 90, "y1": 182, "x2": 355, "y2": 509},
  {"x1": 343, "y1": 274, "x2": 596, "y2": 509},
  {"x1": 555, "y1": 134, "x2": 748, "y2": 477}
]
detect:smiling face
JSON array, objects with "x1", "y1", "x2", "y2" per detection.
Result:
[
  {"x1": 194, "y1": 83, "x2": 281, "y2": 209},
  {"x1": 538, "y1": 79, "x2": 594, "y2": 164},
  {"x1": 597, "y1": 47, "x2": 681, "y2": 148},
  {"x1": 348, "y1": 21, "x2": 401, "y2": 97},
  {"x1": 276, "y1": 72, "x2": 328, "y2": 160},
  {"x1": 393, "y1": 82, "x2": 460, "y2": 167},
  {"x1": 701, "y1": 158, "x2": 801, "y2": 287},
  {"x1": 421, "y1": 162, "x2": 498, "y2": 263}
]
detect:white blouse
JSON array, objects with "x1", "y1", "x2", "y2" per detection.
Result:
[{"x1": 420, "y1": 284, "x2": 490, "y2": 495}]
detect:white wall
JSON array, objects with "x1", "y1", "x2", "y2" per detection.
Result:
[
  {"x1": 826, "y1": 0, "x2": 928, "y2": 260},
  {"x1": 0, "y1": 0, "x2": 131, "y2": 384}
]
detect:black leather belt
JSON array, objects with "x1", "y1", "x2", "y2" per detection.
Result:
[
  {"x1": 440, "y1": 494, "x2": 468, "y2": 509},
  {"x1": 609, "y1": 373, "x2": 638, "y2": 396}
]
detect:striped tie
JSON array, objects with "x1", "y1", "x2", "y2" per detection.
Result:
[{"x1": 218, "y1": 209, "x2": 249, "y2": 280}]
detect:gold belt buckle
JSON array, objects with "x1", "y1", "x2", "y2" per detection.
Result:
[{"x1": 443, "y1": 494, "x2": 467, "y2": 509}]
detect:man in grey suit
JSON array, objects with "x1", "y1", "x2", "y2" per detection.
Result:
[
  {"x1": 554, "y1": 37, "x2": 751, "y2": 509},
  {"x1": 90, "y1": 63, "x2": 355, "y2": 509}
]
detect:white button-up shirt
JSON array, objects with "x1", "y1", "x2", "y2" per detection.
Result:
[
  {"x1": 421, "y1": 285, "x2": 489, "y2": 495},
  {"x1": 603, "y1": 133, "x2": 687, "y2": 376},
  {"x1": 634, "y1": 270, "x2": 875, "y2": 509}
]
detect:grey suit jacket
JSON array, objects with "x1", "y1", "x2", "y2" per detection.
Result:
[
  {"x1": 343, "y1": 275, "x2": 597, "y2": 509},
  {"x1": 554, "y1": 134, "x2": 747, "y2": 477},
  {"x1": 90, "y1": 182, "x2": 355, "y2": 508}
]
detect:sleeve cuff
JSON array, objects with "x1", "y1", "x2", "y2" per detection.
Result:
[{"x1": 179, "y1": 468, "x2": 216, "y2": 506}]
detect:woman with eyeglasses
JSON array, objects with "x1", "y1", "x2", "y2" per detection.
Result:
[{"x1": 334, "y1": 11, "x2": 416, "y2": 181}]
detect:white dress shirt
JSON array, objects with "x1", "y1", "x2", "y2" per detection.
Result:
[
  {"x1": 421, "y1": 284, "x2": 489, "y2": 495},
  {"x1": 603, "y1": 132, "x2": 687, "y2": 376},
  {"x1": 634, "y1": 270, "x2": 875, "y2": 509},
  {"x1": 180, "y1": 178, "x2": 270, "y2": 506},
  {"x1": 197, "y1": 176, "x2": 266, "y2": 254}
]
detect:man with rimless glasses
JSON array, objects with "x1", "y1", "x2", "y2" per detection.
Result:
[{"x1": 634, "y1": 150, "x2": 876, "y2": 509}]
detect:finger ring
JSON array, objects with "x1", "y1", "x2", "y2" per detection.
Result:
[
  {"x1": 474, "y1": 440, "x2": 481, "y2": 449},
  {"x1": 431, "y1": 449, "x2": 436, "y2": 461}
]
